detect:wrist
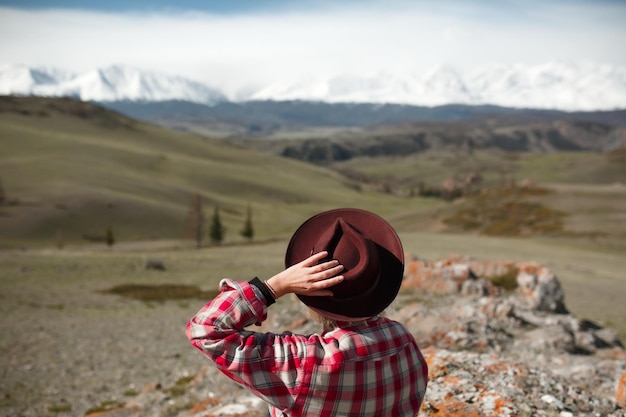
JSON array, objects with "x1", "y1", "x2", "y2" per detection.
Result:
[
  {"x1": 264, "y1": 279, "x2": 278, "y2": 299},
  {"x1": 265, "y1": 276, "x2": 286, "y2": 299},
  {"x1": 248, "y1": 277, "x2": 276, "y2": 306}
]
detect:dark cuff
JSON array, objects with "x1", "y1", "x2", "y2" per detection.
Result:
[{"x1": 248, "y1": 277, "x2": 276, "y2": 306}]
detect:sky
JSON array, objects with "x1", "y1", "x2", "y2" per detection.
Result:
[{"x1": 1, "y1": 0, "x2": 625, "y2": 96}]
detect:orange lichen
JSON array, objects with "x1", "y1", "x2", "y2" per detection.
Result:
[
  {"x1": 421, "y1": 398, "x2": 483, "y2": 417},
  {"x1": 616, "y1": 370, "x2": 626, "y2": 406},
  {"x1": 483, "y1": 362, "x2": 510, "y2": 374},
  {"x1": 422, "y1": 347, "x2": 452, "y2": 379},
  {"x1": 475, "y1": 391, "x2": 516, "y2": 416},
  {"x1": 494, "y1": 397, "x2": 514, "y2": 413},
  {"x1": 441, "y1": 375, "x2": 463, "y2": 387},
  {"x1": 189, "y1": 397, "x2": 221, "y2": 413}
]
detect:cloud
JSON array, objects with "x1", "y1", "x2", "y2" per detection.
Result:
[{"x1": 1, "y1": 1, "x2": 625, "y2": 95}]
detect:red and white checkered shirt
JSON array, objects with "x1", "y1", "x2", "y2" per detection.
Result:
[{"x1": 186, "y1": 279, "x2": 428, "y2": 417}]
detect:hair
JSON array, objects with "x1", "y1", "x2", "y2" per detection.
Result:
[
  {"x1": 304, "y1": 305, "x2": 389, "y2": 332},
  {"x1": 306, "y1": 307, "x2": 338, "y2": 332}
]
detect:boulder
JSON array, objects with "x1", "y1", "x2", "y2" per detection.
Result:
[
  {"x1": 145, "y1": 259, "x2": 166, "y2": 271},
  {"x1": 516, "y1": 265, "x2": 568, "y2": 313}
]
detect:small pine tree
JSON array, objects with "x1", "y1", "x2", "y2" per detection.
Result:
[
  {"x1": 105, "y1": 226, "x2": 115, "y2": 248},
  {"x1": 240, "y1": 204, "x2": 254, "y2": 242},
  {"x1": 209, "y1": 206, "x2": 225, "y2": 245}
]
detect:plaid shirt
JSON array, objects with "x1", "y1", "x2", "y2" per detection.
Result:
[{"x1": 186, "y1": 279, "x2": 428, "y2": 417}]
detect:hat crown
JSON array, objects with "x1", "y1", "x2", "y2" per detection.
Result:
[
  {"x1": 285, "y1": 208, "x2": 404, "y2": 319},
  {"x1": 314, "y1": 218, "x2": 380, "y2": 298}
]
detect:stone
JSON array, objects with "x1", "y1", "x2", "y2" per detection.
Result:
[
  {"x1": 523, "y1": 325, "x2": 576, "y2": 353},
  {"x1": 595, "y1": 327, "x2": 623, "y2": 348},
  {"x1": 541, "y1": 394, "x2": 566, "y2": 410},
  {"x1": 145, "y1": 259, "x2": 166, "y2": 271},
  {"x1": 516, "y1": 266, "x2": 567, "y2": 313}
]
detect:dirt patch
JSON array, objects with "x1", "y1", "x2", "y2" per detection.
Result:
[{"x1": 101, "y1": 284, "x2": 219, "y2": 302}]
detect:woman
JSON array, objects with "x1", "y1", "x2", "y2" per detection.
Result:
[{"x1": 186, "y1": 208, "x2": 428, "y2": 416}]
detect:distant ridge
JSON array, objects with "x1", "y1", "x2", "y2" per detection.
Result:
[
  {"x1": 1, "y1": 62, "x2": 625, "y2": 111},
  {"x1": 98, "y1": 100, "x2": 626, "y2": 138}
]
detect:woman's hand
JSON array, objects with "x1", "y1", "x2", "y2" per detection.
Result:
[{"x1": 265, "y1": 251, "x2": 344, "y2": 298}]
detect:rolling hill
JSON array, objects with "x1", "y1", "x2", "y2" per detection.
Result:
[
  {"x1": 1, "y1": 96, "x2": 625, "y2": 251},
  {"x1": 0, "y1": 96, "x2": 435, "y2": 248},
  {"x1": 2, "y1": 94, "x2": 625, "y2": 417}
]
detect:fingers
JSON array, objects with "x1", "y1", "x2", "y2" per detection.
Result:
[
  {"x1": 304, "y1": 274, "x2": 344, "y2": 297},
  {"x1": 318, "y1": 274, "x2": 344, "y2": 287},
  {"x1": 313, "y1": 263, "x2": 344, "y2": 280},
  {"x1": 289, "y1": 250, "x2": 346, "y2": 297},
  {"x1": 302, "y1": 259, "x2": 343, "y2": 284},
  {"x1": 309, "y1": 266, "x2": 344, "y2": 289},
  {"x1": 301, "y1": 250, "x2": 329, "y2": 266},
  {"x1": 302, "y1": 251, "x2": 340, "y2": 273}
]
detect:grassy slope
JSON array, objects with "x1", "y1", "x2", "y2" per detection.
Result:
[
  {"x1": 332, "y1": 149, "x2": 626, "y2": 188},
  {"x1": 0, "y1": 97, "x2": 624, "y2": 339},
  {"x1": 1, "y1": 232, "x2": 623, "y2": 345},
  {"x1": 331, "y1": 149, "x2": 626, "y2": 243},
  {"x1": 0, "y1": 98, "x2": 437, "y2": 248}
]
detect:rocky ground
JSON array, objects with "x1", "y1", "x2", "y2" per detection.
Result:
[{"x1": 2, "y1": 254, "x2": 625, "y2": 417}]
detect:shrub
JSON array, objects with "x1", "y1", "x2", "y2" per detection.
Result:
[
  {"x1": 165, "y1": 375, "x2": 195, "y2": 397},
  {"x1": 490, "y1": 268, "x2": 519, "y2": 291}
]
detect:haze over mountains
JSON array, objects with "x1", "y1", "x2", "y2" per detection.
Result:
[{"x1": 1, "y1": 62, "x2": 625, "y2": 111}]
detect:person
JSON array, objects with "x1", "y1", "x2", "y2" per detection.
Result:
[{"x1": 186, "y1": 208, "x2": 428, "y2": 416}]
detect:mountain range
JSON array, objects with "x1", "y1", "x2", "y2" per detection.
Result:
[
  {"x1": 0, "y1": 64, "x2": 226, "y2": 105},
  {"x1": 1, "y1": 62, "x2": 625, "y2": 111}
]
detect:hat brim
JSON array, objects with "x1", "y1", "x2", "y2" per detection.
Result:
[{"x1": 285, "y1": 208, "x2": 404, "y2": 318}]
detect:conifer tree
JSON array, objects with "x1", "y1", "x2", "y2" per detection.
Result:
[
  {"x1": 105, "y1": 226, "x2": 115, "y2": 248},
  {"x1": 240, "y1": 204, "x2": 254, "y2": 242},
  {"x1": 209, "y1": 206, "x2": 225, "y2": 245}
]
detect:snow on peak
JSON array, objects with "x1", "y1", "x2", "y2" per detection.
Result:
[
  {"x1": 245, "y1": 62, "x2": 626, "y2": 111},
  {"x1": 0, "y1": 64, "x2": 226, "y2": 105},
  {"x1": 1, "y1": 62, "x2": 624, "y2": 111},
  {"x1": 0, "y1": 64, "x2": 75, "y2": 95},
  {"x1": 464, "y1": 62, "x2": 618, "y2": 110}
]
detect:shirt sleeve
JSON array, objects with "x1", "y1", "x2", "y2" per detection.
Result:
[{"x1": 186, "y1": 279, "x2": 308, "y2": 410}]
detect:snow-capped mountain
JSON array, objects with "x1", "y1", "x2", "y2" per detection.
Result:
[
  {"x1": 1, "y1": 62, "x2": 625, "y2": 111},
  {"x1": 0, "y1": 64, "x2": 226, "y2": 105},
  {"x1": 245, "y1": 68, "x2": 476, "y2": 106},
  {"x1": 465, "y1": 62, "x2": 626, "y2": 111},
  {"x1": 247, "y1": 62, "x2": 626, "y2": 111}
]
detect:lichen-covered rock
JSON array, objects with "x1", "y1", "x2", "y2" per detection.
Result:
[
  {"x1": 419, "y1": 345, "x2": 625, "y2": 417},
  {"x1": 522, "y1": 324, "x2": 576, "y2": 353},
  {"x1": 516, "y1": 264, "x2": 567, "y2": 313}
]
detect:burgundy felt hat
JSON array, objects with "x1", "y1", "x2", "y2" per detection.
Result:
[{"x1": 285, "y1": 208, "x2": 404, "y2": 320}]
